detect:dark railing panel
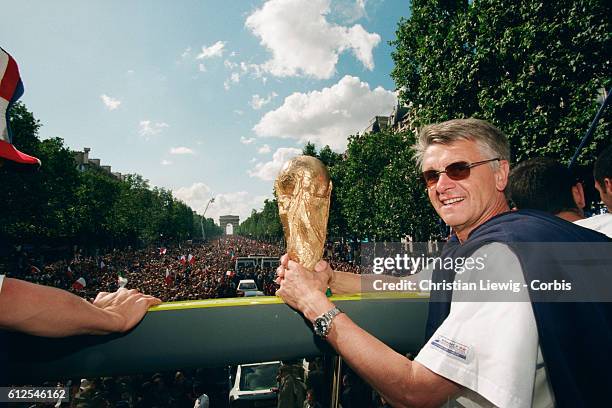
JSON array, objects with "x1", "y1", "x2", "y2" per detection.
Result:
[{"x1": 6, "y1": 294, "x2": 429, "y2": 383}]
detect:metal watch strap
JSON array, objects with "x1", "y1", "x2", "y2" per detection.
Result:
[{"x1": 314, "y1": 306, "x2": 342, "y2": 339}]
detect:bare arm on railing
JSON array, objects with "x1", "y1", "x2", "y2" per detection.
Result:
[{"x1": 0, "y1": 277, "x2": 161, "y2": 337}]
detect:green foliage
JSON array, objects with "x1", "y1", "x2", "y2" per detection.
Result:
[
  {"x1": 192, "y1": 214, "x2": 223, "y2": 240},
  {"x1": 391, "y1": 0, "x2": 611, "y2": 164},
  {"x1": 335, "y1": 131, "x2": 438, "y2": 241},
  {"x1": 237, "y1": 199, "x2": 283, "y2": 241},
  {"x1": 0, "y1": 104, "x2": 200, "y2": 249},
  {"x1": 1, "y1": 104, "x2": 81, "y2": 243}
]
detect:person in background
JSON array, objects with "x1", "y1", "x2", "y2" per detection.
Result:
[
  {"x1": 575, "y1": 144, "x2": 612, "y2": 237},
  {"x1": 507, "y1": 157, "x2": 585, "y2": 222}
]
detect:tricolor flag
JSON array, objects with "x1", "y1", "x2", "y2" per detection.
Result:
[
  {"x1": 179, "y1": 255, "x2": 187, "y2": 265},
  {"x1": 66, "y1": 266, "x2": 73, "y2": 279},
  {"x1": 72, "y1": 277, "x2": 86, "y2": 290},
  {"x1": 0, "y1": 47, "x2": 40, "y2": 165},
  {"x1": 118, "y1": 271, "x2": 128, "y2": 288},
  {"x1": 30, "y1": 265, "x2": 40, "y2": 274},
  {"x1": 188, "y1": 253, "x2": 195, "y2": 265},
  {"x1": 159, "y1": 247, "x2": 167, "y2": 255},
  {"x1": 164, "y1": 268, "x2": 174, "y2": 286}
]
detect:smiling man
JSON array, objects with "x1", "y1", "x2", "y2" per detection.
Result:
[{"x1": 276, "y1": 119, "x2": 611, "y2": 407}]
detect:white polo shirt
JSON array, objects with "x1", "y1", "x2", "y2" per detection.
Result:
[
  {"x1": 574, "y1": 213, "x2": 612, "y2": 238},
  {"x1": 415, "y1": 243, "x2": 554, "y2": 408}
]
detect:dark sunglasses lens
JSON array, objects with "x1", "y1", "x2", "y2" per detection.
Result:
[
  {"x1": 446, "y1": 162, "x2": 471, "y2": 180},
  {"x1": 422, "y1": 171, "x2": 439, "y2": 187}
]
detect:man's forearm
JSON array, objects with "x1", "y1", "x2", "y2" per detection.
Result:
[
  {"x1": 0, "y1": 278, "x2": 119, "y2": 337},
  {"x1": 303, "y1": 292, "x2": 460, "y2": 408},
  {"x1": 329, "y1": 270, "x2": 362, "y2": 294}
]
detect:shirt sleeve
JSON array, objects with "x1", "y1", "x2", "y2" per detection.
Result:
[{"x1": 415, "y1": 243, "x2": 540, "y2": 408}]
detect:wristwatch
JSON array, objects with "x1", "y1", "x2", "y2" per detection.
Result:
[{"x1": 313, "y1": 306, "x2": 343, "y2": 339}]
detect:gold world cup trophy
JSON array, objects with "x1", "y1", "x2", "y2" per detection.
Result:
[{"x1": 275, "y1": 156, "x2": 332, "y2": 271}]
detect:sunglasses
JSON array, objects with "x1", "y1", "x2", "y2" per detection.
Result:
[{"x1": 422, "y1": 158, "x2": 500, "y2": 187}]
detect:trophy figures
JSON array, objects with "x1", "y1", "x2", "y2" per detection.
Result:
[{"x1": 275, "y1": 156, "x2": 332, "y2": 271}]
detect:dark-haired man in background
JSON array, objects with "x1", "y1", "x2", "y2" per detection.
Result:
[
  {"x1": 507, "y1": 157, "x2": 585, "y2": 222},
  {"x1": 575, "y1": 145, "x2": 612, "y2": 237}
]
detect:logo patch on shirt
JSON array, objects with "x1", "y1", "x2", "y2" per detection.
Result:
[{"x1": 430, "y1": 335, "x2": 470, "y2": 361}]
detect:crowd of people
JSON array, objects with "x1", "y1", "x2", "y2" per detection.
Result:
[{"x1": 7, "y1": 236, "x2": 362, "y2": 304}]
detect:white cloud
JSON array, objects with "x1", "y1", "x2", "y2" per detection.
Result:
[
  {"x1": 245, "y1": 0, "x2": 380, "y2": 79},
  {"x1": 139, "y1": 120, "x2": 169, "y2": 138},
  {"x1": 196, "y1": 41, "x2": 226, "y2": 59},
  {"x1": 248, "y1": 147, "x2": 302, "y2": 181},
  {"x1": 170, "y1": 147, "x2": 195, "y2": 155},
  {"x1": 161, "y1": 159, "x2": 173, "y2": 166},
  {"x1": 198, "y1": 63, "x2": 207, "y2": 72},
  {"x1": 234, "y1": 109, "x2": 244, "y2": 116},
  {"x1": 181, "y1": 47, "x2": 192, "y2": 59},
  {"x1": 333, "y1": 0, "x2": 367, "y2": 23},
  {"x1": 173, "y1": 182, "x2": 270, "y2": 224},
  {"x1": 258, "y1": 144, "x2": 272, "y2": 154},
  {"x1": 253, "y1": 75, "x2": 395, "y2": 151},
  {"x1": 250, "y1": 92, "x2": 278, "y2": 110},
  {"x1": 240, "y1": 136, "x2": 256, "y2": 145},
  {"x1": 224, "y1": 71, "x2": 244, "y2": 90},
  {"x1": 100, "y1": 94, "x2": 121, "y2": 110},
  {"x1": 224, "y1": 60, "x2": 238, "y2": 69}
]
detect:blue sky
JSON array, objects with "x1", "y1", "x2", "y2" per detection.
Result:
[{"x1": 1, "y1": 0, "x2": 410, "y2": 223}]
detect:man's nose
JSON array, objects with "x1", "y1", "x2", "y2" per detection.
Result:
[{"x1": 435, "y1": 172, "x2": 456, "y2": 192}]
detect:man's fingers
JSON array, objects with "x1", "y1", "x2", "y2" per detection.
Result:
[
  {"x1": 280, "y1": 254, "x2": 289, "y2": 267},
  {"x1": 314, "y1": 260, "x2": 329, "y2": 272},
  {"x1": 142, "y1": 296, "x2": 162, "y2": 307},
  {"x1": 95, "y1": 291, "x2": 109, "y2": 300}
]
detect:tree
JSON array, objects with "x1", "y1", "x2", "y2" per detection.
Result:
[
  {"x1": 1, "y1": 103, "x2": 200, "y2": 250},
  {"x1": 391, "y1": 0, "x2": 611, "y2": 164},
  {"x1": 337, "y1": 131, "x2": 439, "y2": 241},
  {"x1": 238, "y1": 199, "x2": 283, "y2": 241},
  {"x1": 1, "y1": 103, "x2": 80, "y2": 244}
]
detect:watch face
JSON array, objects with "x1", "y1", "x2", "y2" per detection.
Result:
[{"x1": 314, "y1": 318, "x2": 329, "y2": 336}]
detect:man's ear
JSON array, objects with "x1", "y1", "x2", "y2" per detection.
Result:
[
  {"x1": 495, "y1": 160, "x2": 510, "y2": 191},
  {"x1": 572, "y1": 182, "x2": 585, "y2": 210},
  {"x1": 604, "y1": 177, "x2": 612, "y2": 195}
]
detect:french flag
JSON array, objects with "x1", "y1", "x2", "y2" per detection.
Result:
[{"x1": 0, "y1": 47, "x2": 40, "y2": 165}]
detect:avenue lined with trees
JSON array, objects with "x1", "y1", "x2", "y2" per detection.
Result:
[
  {"x1": 1, "y1": 103, "x2": 221, "y2": 258},
  {"x1": 2, "y1": 0, "x2": 609, "y2": 251}
]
